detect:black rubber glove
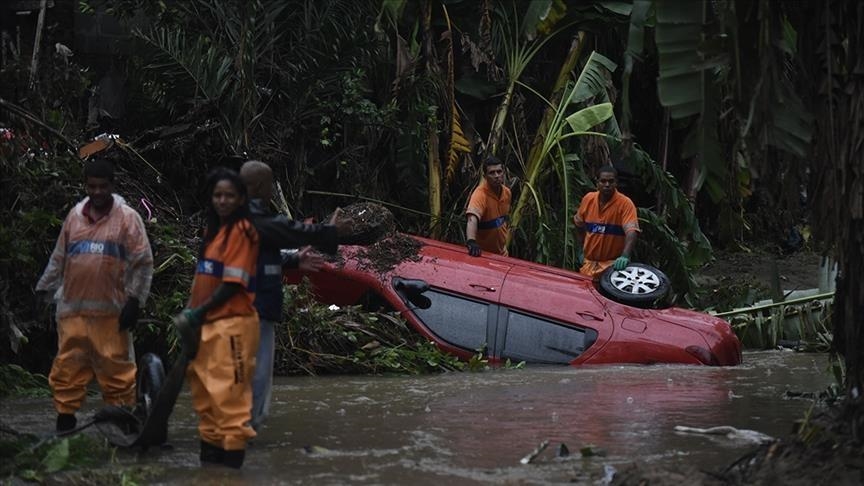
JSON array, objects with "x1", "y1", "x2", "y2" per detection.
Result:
[
  {"x1": 174, "y1": 308, "x2": 204, "y2": 359},
  {"x1": 33, "y1": 290, "x2": 52, "y2": 322},
  {"x1": 119, "y1": 297, "x2": 140, "y2": 331},
  {"x1": 467, "y1": 239, "x2": 482, "y2": 257}
]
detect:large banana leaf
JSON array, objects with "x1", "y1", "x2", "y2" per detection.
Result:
[
  {"x1": 654, "y1": 0, "x2": 706, "y2": 119},
  {"x1": 565, "y1": 103, "x2": 614, "y2": 134}
]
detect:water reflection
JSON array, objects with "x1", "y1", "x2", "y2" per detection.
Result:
[{"x1": 0, "y1": 351, "x2": 832, "y2": 485}]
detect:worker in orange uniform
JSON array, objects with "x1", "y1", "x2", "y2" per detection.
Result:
[
  {"x1": 465, "y1": 156, "x2": 511, "y2": 257},
  {"x1": 35, "y1": 157, "x2": 154, "y2": 433},
  {"x1": 176, "y1": 167, "x2": 260, "y2": 468},
  {"x1": 573, "y1": 164, "x2": 640, "y2": 278}
]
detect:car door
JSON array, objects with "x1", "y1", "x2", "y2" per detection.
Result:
[
  {"x1": 494, "y1": 265, "x2": 609, "y2": 364},
  {"x1": 397, "y1": 243, "x2": 510, "y2": 356}
]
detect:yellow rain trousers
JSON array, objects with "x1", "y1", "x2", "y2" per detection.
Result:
[
  {"x1": 187, "y1": 314, "x2": 260, "y2": 451},
  {"x1": 49, "y1": 315, "x2": 136, "y2": 414},
  {"x1": 579, "y1": 259, "x2": 615, "y2": 279}
]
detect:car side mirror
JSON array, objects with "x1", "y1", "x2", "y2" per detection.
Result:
[
  {"x1": 393, "y1": 277, "x2": 431, "y2": 310},
  {"x1": 409, "y1": 294, "x2": 431, "y2": 310}
]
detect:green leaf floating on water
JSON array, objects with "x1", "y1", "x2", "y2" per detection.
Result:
[{"x1": 41, "y1": 438, "x2": 70, "y2": 473}]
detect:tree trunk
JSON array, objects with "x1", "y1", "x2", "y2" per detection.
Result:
[
  {"x1": 422, "y1": 0, "x2": 442, "y2": 237},
  {"x1": 28, "y1": 0, "x2": 48, "y2": 89}
]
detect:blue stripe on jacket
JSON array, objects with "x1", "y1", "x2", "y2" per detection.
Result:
[
  {"x1": 196, "y1": 258, "x2": 257, "y2": 291},
  {"x1": 478, "y1": 215, "x2": 509, "y2": 230},
  {"x1": 585, "y1": 222, "x2": 625, "y2": 236},
  {"x1": 67, "y1": 240, "x2": 126, "y2": 259},
  {"x1": 196, "y1": 258, "x2": 225, "y2": 277}
]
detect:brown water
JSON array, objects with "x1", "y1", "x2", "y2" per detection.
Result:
[{"x1": 0, "y1": 351, "x2": 833, "y2": 485}]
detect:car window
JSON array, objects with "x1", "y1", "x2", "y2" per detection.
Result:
[
  {"x1": 412, "y1": 290, "x2": 490, "y2": 352},
  {"x1": 501, "y1": 311, "x2": 597, "y2": 364}
]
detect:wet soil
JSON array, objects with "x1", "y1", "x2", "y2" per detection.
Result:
[
  {"x1": 695, "y1": 247, "x2": 825, "y2": 292},
  {"x1": 691, "y1": 247, "x2": 826, "y2": 312},
  {"x1": 355, "y1": 233, "x2": 423, "y2": 275},
  {"x1": 329, "y1": 203, "x2": 422, "y2": 275},
  {"x1": 328, "y1": 201, "x2": 396, "y2": 245}
]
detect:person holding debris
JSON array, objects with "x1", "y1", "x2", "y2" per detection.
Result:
[
  {"x1": 465, "y1": 156, "x2": 512, "y2": 257},
  {"x1": 35, "y1": 157, "x2": 154, "y2": 433},
  {"x1": 177, "y1": 167, "x2": 260, "y2": 469},
  {"x1": 239, "y1": 160, "x2": 339, "y2": 431},
  {"x1": 573, "y1": 164, "x2": 640, "y2": 278}
]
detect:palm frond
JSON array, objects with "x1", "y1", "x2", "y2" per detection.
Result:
[{"x1": 136, "y1": 27, "x2": 234, "y2": 109}]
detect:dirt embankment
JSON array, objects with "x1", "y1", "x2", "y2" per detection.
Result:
[{"x1": 695, "y1": 248, "x2": 825, "y2": 292}]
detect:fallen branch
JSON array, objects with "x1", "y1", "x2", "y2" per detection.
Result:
[{"x1": 0, "y1": 97, "x2": 77, "y2": 153}]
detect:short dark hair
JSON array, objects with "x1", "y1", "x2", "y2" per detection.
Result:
[
  {"x1": 597, "y1": 164, "x2": 617, "y2": 177},
  {"x1": 84, "y1": 157, "x2": 115, "y2": 181},
  {"x1": 483, "y1": 156, "x2": 503, "y2": 171}
]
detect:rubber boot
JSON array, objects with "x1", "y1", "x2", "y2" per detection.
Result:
[
  {"x1": 56, "y1": 413, "x2": 77, "y2": 432},
  {"x1": 222, "y1": 449, "x2": 245, "y2": 469},
  {"x1": 200, "y1": 440, "x2": 224, "y2": 465}
]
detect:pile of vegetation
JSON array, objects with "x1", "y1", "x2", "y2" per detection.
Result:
[{"x1": 274, "y1": 280, "x2": 466, "y2": 375}]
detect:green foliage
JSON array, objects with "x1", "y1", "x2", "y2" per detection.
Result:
[
  {"x1": 1, "y1": 434, "x2": 103, "y2": 480},
  {"x1": 723, "y1": 296, "x2": 833, "y2": 351},
  {"x1": 0, "y1": 145, "x2": 82, "y2": 366},
  {"x1": 274, "y1": 280, "x2": 464, "y2": 375},
  {"x1": 0, "y1": 365, "x2": 51, "y2": 398},
  {"x1": 466, "y1": 349, "x2": 526, "y2": 372}
]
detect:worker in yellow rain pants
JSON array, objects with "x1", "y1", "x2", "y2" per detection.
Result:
[
  {"x1": 186, "y1": 314, "x2": 259, "y2": 453},
  {"x1": 36, "y1": 157, "x2": 153, "y2": 432},
  {"x1": 176, "y1": 167, "x2": 260, "y2": 468},
  {"x1": 50, "y1": 316, "x2": 137, "y2": 415}
]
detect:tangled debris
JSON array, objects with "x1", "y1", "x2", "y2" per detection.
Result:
[
  {"x1": 328, "y1": 202, "x2": 423, "y2": 274},
  {"x1": 329, "y1": 202, "x2": 396, "y2": 245},
  {"x1": 355, "y1": 233, "x2": 423, "y2": 275},
  {"x1": 274, "y1": 280, "x2": 463, "y2": 375}
]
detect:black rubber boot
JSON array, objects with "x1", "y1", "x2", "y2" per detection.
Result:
[
  {"x1": 56, "y1": 413, "x2": 77, "y2": 432},
  {"x1": 222, "y1": 449, "x2": 245, "y2": 469},
  {"x1": 200, "y1": 440, "x2": 224, "y2": 465}
]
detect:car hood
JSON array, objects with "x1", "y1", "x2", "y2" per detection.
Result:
[{"x1": 649, "y1": 307, "x2": 742, "y2": 365}]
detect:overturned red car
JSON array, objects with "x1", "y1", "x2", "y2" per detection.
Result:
[{"x1": 284, "y1": 233, "x2": 741, "y2": 366}]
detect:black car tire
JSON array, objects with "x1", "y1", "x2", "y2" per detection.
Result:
[
  {"x1": 598, "y1": 262, "x2": 671, "y2": 308},
  {"x1": 136, "y1": 353, "x2": 165, "y2": 416}
]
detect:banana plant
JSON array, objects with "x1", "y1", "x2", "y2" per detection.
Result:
[
  {"x1": 508, "y1": 51, "x2": 619, "y2": 255},
  {"x1": 486, "y1": 2, "x2": 569, "y2": 156}
]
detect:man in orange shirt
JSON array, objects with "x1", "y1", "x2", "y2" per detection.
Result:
[
  {"x1": 465, "y1": 156, "x2": 511, "y2": 257},
  {"x1": 573, "y1": 164, "x2": 640, "y2": 278}
]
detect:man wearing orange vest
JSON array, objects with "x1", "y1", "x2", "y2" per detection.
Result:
[
  {"x1": 573, "y1": 164, "x2": 640, "y2": 278},
  {"x1": 465, "y1": 156, "x2": 511, "y2": 257}
]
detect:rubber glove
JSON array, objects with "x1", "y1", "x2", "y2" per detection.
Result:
[
  {"x1": 118, "y1": 297, "x2": 140, "y2": 331},
  {"x1": 33, "y1": 290, "x2": 52, "y2": 321},
  {"x1": 174, "y1": 308, "x2": 205, "y2": 359},
  {"x1": 613, "y1": 255, "x2": 630, "y2": 271},
  {"x1": 467, "y1": 239, "x2": 482, "y2": 257}
]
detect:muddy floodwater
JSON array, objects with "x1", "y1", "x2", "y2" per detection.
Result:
[{"x1": 1, "y1": 351, "x2": 833, "y2": 484}]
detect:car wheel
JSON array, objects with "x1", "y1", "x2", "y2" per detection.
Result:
[
  {"x1": 136, "y1": 353, "x2": 165, "y2": 416},
  {"x1": 598, "y1": 262, "x2": 671, "y2": 308}
]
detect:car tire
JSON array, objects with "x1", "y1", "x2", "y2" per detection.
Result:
[
  {"x1": 136, "y1": 353, "x2": 165, "y2": 416},
  {"x1": 598, "y1": 262, "x2": 671, "y2": 308}
]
